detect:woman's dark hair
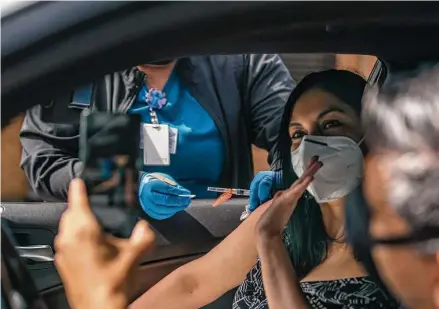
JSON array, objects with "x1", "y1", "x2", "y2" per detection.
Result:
[{"x1": 272, "y1": 69, "x2": 367, "y2": 279}]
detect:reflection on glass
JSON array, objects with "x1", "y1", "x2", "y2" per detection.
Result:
[{"x1": 83, "y1": 155, "x2": 138, "y2": 209}]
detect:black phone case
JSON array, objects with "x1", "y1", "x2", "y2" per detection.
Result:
[{"x1": 79, "y1": 110, "x2": 143, "y2": 238}]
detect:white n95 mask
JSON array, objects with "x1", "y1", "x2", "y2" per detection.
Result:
[{"x1": 291, "y1": 135, "x2": 364, "y2": 203}]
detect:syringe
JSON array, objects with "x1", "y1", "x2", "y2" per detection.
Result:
[{"x1": 207, "y1": 187, "x2": 250, "y2": 196}]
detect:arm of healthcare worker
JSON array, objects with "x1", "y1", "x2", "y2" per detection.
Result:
[
  {"x1": 242, "y1": 54, "x2": 295, "y2": 164},
  {"x1": 20, "y1": 104, "x2": 83, "y2": 201},
  {"x1": 130, "y1": 200, "x2": 272, "y2": 309},
  {"x1": 19, "y1": 69, "x2": 138, "y2": 202}
]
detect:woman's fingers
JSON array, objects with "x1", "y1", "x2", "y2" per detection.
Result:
[
  {"x1": 308, "y1": 155, "x2": 319, "y2": 168},
  {"x1": 283, "y1": 160, "x2": 322, "y2": 202},
  {"x1": 292, "y1": 160, "x2": 323, "y2": 188},
  {"x1": 283, "y1": 176, "x2": 313, "y2": 202}
]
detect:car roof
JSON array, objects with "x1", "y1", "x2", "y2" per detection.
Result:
[
  {"x1": 3, "y1": 1, "x2": 439, "y2": 124},
  {"x1": 1, "y1": 1, "x2": 36, "y2": 18}
]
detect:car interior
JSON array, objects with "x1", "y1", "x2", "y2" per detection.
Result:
[{"x1": 2, "y1": 2, "x2": 439, "y2": 309}]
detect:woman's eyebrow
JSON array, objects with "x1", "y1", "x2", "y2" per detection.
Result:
[
  {"x1": 317, "y1": 107, "x2": 346, "y2": 120},
  {"x1": 289, "y1": 107, "x2": 347, "y2": 127},
  {"x1": 289, "y1": 121, "x2": 302, "y2": 128}
]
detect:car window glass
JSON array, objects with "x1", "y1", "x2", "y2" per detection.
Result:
[{"x1": 1, "y1": 53, "x2": 378, "y2": 202}]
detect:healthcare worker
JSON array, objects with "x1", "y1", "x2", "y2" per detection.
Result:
[{"x1": 20, "y1": 55, "x2": 294, "y2": 219}]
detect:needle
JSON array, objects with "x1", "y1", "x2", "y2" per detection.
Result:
[{"x1": 207, "y1": 187, "x2": 250, "y2": 196}]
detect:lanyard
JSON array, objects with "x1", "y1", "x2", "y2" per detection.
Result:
[
  {"x1": 144, "y1": 87, "x2": 167, "y2": 126},
  {"x1": 149, "y1": 108, "x2": 160, "y2": 127}
]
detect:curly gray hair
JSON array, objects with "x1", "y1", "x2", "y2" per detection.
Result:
[{"x1": 362, "y1": 64, "x2": 439, "y2": 253}]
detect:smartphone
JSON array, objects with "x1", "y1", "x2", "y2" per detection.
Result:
[{"x1": 79, "y1": 110, "x2": 143, "y2": 237}]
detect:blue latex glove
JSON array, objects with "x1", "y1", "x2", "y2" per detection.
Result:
[
  {"x1": 249, "y1": 171, "x2": 281, "y2": 211},
  {"x1": 139, "y1": 173, "x2": 192, "y2": 220}
]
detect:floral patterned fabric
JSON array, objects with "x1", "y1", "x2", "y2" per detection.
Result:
[{"x1": 233, "y1": 261, "x2": 399, "y2": 309}]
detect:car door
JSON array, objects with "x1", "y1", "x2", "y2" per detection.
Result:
[{"x1": 1, "y1": 199, "x2": 247, "y2": 308}]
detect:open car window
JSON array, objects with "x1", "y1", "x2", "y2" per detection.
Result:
[{"x1": 1, "y1": 53, "x2": 379, "y2": 203}]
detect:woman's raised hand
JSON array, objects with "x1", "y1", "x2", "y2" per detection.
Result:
[{"x1": 256, "y1": 158, "x2": 322, "y2": 238}]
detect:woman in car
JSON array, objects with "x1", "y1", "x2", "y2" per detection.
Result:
[{"x1": 131, "y1": 70, "x2": 399, "y2": 309}]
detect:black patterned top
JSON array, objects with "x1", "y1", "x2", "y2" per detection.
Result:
[{"x1": 233, "y1": 262, "x2": 400, "y2": 309}]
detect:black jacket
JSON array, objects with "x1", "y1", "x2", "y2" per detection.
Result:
[{"x1": 20, "y1": 54, "x2": 295, "y2": 201}]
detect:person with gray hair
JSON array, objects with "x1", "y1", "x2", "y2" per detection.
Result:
[{"x1": 346, "y1": 64, "x2": 439, "y2": 309}]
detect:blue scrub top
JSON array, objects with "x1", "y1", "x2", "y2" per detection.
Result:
[{"x1": 128, "y1": 70, "x2": 224, "y2": 198}]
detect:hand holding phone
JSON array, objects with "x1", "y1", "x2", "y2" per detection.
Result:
[{"x1": 79, "y1": 110, "x2": 143, "y2": 237}]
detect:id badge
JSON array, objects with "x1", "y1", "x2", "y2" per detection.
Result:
[
  {"x1": 169, "y1": 127, "x2": 178, "y2": 155},
  {"x1": 142, "y1": 124, "x2": 170, "y2": 166},
  {"x1": 139, "y1": 125, "x2": 144, "y2": 149}
]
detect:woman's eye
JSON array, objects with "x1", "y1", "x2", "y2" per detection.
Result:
[
  {"x1": 322, "y1": 120, "x2": 342, "y2": 130},
  {"x1": 291, "y1": 131, "x2": 306, "y2": 139}
]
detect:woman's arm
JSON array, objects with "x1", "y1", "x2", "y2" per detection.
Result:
[
  {"x1": 257, "y1": 235, "x2": 310, "y2": 309},
  {"x1": 130, "y1": 201, "x2": 272, "y2": 309},
  {"x1": 255, "y1": 165, "x2": 320, "y2": 309}
]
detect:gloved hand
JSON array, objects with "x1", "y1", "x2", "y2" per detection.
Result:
[
  {"x1": 249, "y1": 171, "x2": 282, "y2": 211},
  {"x1": 139, "y1": 173, "x2": 192, "y2": 220}
]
